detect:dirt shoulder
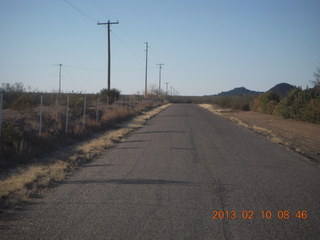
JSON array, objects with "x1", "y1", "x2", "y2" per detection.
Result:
[{"x1": 199, "y1": 104, "x2": 320, "y2": 163}]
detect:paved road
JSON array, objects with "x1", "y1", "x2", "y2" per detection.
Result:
[{"x1": 1, "y1": 104, "x2": 319, "y2": 239}]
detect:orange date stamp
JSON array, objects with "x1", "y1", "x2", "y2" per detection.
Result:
[{"x1": 212, "y1": 210, "x2": 308, "y2": 220}]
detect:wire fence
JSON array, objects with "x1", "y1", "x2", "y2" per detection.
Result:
[{"x1": 0, "y1": 92, "x2": 163, "y2": 163}]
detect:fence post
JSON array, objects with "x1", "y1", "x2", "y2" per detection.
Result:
[
  {"x1": 39, "y1": 95, "x2": 43, "y2": 135},
  {"x1": 83, "y1": 96, "x2": 86, "y2": 128},
  {"x1": 0, "y1": 93, "x2": 3, "y2": 139},
  {"x1": 65, "y1": 95, "x2": 69, "y2": 134}
]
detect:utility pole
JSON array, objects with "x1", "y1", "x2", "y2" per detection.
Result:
[
  {"x1": 144, "y1": 42, "x2": 149, "y2": 96},
  {"x1": 156, "y1": 63, "x2": 164, "y2": 95},
  {"x1": 55, "y1": 63, "x2": 62, "y2": 106},
  {"x1": 98, "y1": 20, "x2": 119, "y2": 91},
  {"x1": 58, "y1": 63, "x2": 62, "y2": 94},
  {"x1": 165, "y1": 82, "x2": 169, "y2": 95}
]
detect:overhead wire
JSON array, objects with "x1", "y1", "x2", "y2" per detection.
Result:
[
  {"x1": 89, "y1": 0, "x2": 147, "y2": 58},
  {"x1": 90, "y1": 0, "x2": 114, "y2": 20},
  {"x1": 0, "y1": 64, "x2": 51, "y2": 68},
  {"x1": 63, "y1": 0, "x2": 97, "y2": 23},
  {"x1": 63, "y1": 0, "x2": 164, "y2": 84},
  {"x1": 64, "y1": 0, "x2": 158, "y2": 63},
  {"x1": 62, "y1": 66, "x2": 86, "y2": 92},
  {"x1": 110, "y1": 30, "x2": 145, "y2": 60},
  {"x1": 63, "y1": 64, "x2": 105, "y2": 72}
]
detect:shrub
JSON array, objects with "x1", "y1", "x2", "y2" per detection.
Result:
[
  {"x1": 302, "y1": 99, "x2": 320, "y2": 124},
  {"x1": 100, "y1": 88, "x2": 120, "y2": 104},
  {"x1": 252, "y1": 92, "x2": 280, "y2": 114},
  {"x1": 0, "y1": 121, "x2": 29, "y2": 163},
  {"x1": 240, "y1": 103, "x2": 250, "y2": 111},
  {"x1": 12, "y1": 94, "x2": 39, "y2": 111},
  {"x1": 274, "y1": 87, "x2": 320, "y2": 123}
]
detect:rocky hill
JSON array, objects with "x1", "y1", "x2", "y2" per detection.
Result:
[
  {"x1": 216, "y1": 87, "x2": 262, "y2": 96},
  {"x1": 268, "y1": 83, "x2": 295, "y2": 98}
]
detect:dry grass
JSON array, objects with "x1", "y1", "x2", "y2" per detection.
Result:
[
  {"x1": 0, "y1": 103, "x2": 171, "y2": 208},
  {"x1": 1, "y1": 98, "x2": 162, "y2": 169}
]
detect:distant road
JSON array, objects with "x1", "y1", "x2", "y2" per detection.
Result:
[{"x1": 1, "y1": 104, "x2": 320, "y2": 239}]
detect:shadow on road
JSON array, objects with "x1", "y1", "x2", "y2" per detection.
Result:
[
  {"x1": 157, "y1": 115, "x2": 188, "y2": 117},
  {"x1": 82, "y1": 164, "x2": 115, "y2": 168},
  {"x1": 114, "y1": 147, "x2": 142, "y2": 150},
  {"x1": 119, "y1": 140, "x2": 147, "y2": 143},
  {"x1": 170, "y1": 147, "x2": 193, "y2": 151},
  {"x1": 63, "y1": 178, "x2": 191, "y2": 185},
  {"x1": 134, "y1": 130, "x2": 188, "y2": 134}
]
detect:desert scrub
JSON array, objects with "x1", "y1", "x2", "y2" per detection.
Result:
[
  {"x1": 251, "y1": 92, "x2": 280, "y2": 114},
  {"x1": 0, "y1": 92, "x2": 164, "y2": 169},
  {"x1": 274, "y1": 87, "x2": 320, "y2": 123}
]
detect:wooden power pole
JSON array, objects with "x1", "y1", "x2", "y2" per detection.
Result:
[
  {"x1": 98, "y1": 20, "x2": 119, "y2": 91},
  {"x1": 144, "y1": 42, "x2": 149, "y2": 96},
  {"x1": 58, "y1": 63, "x2": 62, "y2": 94},
  {"x1": 157, "y1": 63, "x2": 164, "y2": 95}
]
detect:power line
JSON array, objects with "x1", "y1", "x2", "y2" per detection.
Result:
[
  {"x1": 110, "y1": 30, "x2": 144, "y2": 60},
  {"x1": 62, "y1": 67, "x2": 85, "y2": 91},
  {"x1": 90, "y1": 0, "x2": 143, "y2": 46},
  {"x1": 90, "y1": 0, "x2": 110, "y2": 19},
  {"x1": 64, "y1": 0, "x2": 151, "y2": 65},
  {"x1": 90, "y1": 0, "x2": 116, "y2": 20},
  {"x1": 63, "y1": 0, "x2": 97, "y2": 23},
  {"x1": 0, "y1": 64, "x2": 50, "y2": 68},
  {"x1": 63, "y1": 65, "x2": 105, "y2": 71}
]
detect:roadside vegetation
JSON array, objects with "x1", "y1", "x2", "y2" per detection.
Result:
[
  {"x1": 252, "y1": 87, "x2": 320, "y2": 123},
  {"x1": 0, "y1": 82, "x2": 166, "y2": 169}
]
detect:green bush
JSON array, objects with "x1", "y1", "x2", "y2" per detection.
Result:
[
  {"x1": 100, "y1": 88, "x2": 120, "y2": 104},
  {"x1": 274, "y1": 87, "x2": 320, "y2": 123},
  {"x1": 302, "y1": 99, "x2": 320, "y2": 123},
  {"x1": 252, "y1": 92, "x2": 279, "y2": 114}
]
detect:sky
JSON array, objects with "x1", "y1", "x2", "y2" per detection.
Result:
[{"x1": 0, "y1": 0, "x2": 320, "y2": 96}]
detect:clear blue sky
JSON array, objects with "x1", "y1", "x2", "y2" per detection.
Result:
[{"x1": 1, "y1": 0, "x2": 320, "y2": 95}]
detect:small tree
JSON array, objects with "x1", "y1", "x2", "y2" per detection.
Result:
[
  {"x1": 252, "y1": 92, "x2": 279, "y2": 114},
  {"x1": 1, "y1": 82, "x2": 29, "y2": 93},
  {"x1": 312, "y1": 67, "x2": 320, "y2": 93},
  {"x1": 100, "y1": 88, "x2": 120, "y2": 104}
]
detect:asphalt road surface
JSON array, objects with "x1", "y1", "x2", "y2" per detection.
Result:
[{"x1": 1, "y1": 104, "x2": 320, "y2": 240}]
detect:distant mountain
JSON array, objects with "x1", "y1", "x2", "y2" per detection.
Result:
[
  {"x1": 268, "y1": 83, "x2": 295, "y2": 98},
  {"x1": 216, "y1": 87, "x2": 263, "y2": 96}
]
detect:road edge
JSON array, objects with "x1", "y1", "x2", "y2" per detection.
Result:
[{"x1": 199, "y1": 104, "x2": 320, "y2": 165}]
